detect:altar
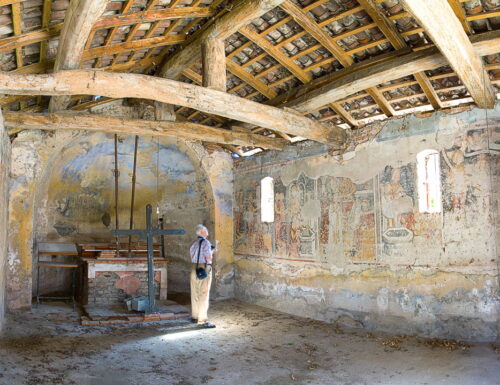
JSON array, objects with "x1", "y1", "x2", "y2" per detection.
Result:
[{"x1": 80, "y1": 243, "x2": 169, "y2": 305}]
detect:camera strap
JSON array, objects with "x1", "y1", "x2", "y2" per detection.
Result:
[{"x1": 196, "y1": 238, "x2": 206, "y2": 270}]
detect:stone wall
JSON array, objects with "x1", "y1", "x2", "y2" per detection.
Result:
[
  {"x1": 88, "y1": 271, "x2": 160, "y2": 305},
  {"x1": 233, "y1": 107, "x2": 499, "y2": 341},
  {"x1": 0, "y1": 111, "x2": 11, "y2": 331}
]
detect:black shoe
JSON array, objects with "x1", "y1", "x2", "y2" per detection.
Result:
[
  {"x1": 190, "y1": 317, "x2": 198, "y2": 323},
  {"x1": 201, "y1": 322, "x2": 216, "y2": 328}
]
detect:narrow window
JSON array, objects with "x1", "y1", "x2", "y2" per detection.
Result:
[
  {"x1": 417, "y1": 149, "x2": 442, "y2": 213},
  {"x1": 261, "y1": 177, "x2": 274, "y2": 222}
]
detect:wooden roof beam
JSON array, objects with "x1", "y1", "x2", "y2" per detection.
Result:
[
  {"x1": 48, "y1": 0, "x2": 109, "y2": 112},
  {"x1": 358, "y1": 0, "x2": 443, "y2": 111},
  {"x1": 159, "y1": 0, "x2": 286, "y2": 80},
  {"x1": 400, "y1": 0, "x2": 496, "y2": 109},
  {"x1": 0, "y1": 70, "x2": 346, "y2": 146},
  {"x1": 3, "y1": 112, "x2": 287, "y2": 150},
  {"x1": 274, "y1": 30, "x2": 500, "y2": 113}
]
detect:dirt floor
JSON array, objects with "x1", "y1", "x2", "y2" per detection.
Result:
[{"x1": 0, "y1": 297, "x2": 498, "y2": 385}]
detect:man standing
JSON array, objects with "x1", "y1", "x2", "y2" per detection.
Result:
[{"x1": 189, "y1": 224, "x2": 216, "y2": 328}]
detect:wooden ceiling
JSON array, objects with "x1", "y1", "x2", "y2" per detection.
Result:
[{"x1": 0, "y1": 0, "x2": 499, "y2": 156}]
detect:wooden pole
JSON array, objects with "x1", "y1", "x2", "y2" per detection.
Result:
[
  {"x1": 202, "y1": 38, "x2": 226, "y2": 92},
  {"x1": 128, "y1": 135, "x2": 139, "y2": 256},
  {"x1": 114, "y1": 134, "x2": 120, "y2": 256}
]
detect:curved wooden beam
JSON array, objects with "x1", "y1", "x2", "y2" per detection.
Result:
[
  {"x1": 0, "y1": 70, "x2": 345, "y2": 145},
  {"x1": 3, "y1": 112, "x2": 287, "y2": 150}
]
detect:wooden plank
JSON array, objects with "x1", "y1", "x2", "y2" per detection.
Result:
[
  {"x1": 93, "y1": 6, "x2": 214, "y2": 29},
  {"x1": 159, "y1": 0, "x2": 285, "y2": 79},
  {"x1": 82, "y1": 34, "x2": 184, "y2": 60},
  {"x1": 0, "y1": 25, "x2": 61, "y2": 53},
  {"x1": 39, "y1": 0, "x2": 52, "y2": 65},
  {"x1": 0, "y1": 0, "x2": 23, "y2": 6},
  {"x1": 330, "y1": 102, "x2": 357, "y2": 127},
  {"x1": 274, "y1": 30, "x2": 500, "y2": 113},
  {"x1": 413, "y1": 71, "x2": 442, "y2": 110},
  {"x1": 11, "y1": 2, "x2": 23, "y2": 68},
  {"x1": 400, "y1": 0, "x2": 495, "y2": 109},
  {"x1": 3, "y1": 112, "x2": 288, "y2": 150},
  {"x1": 202, "y1": 38, "x2": 226, "y2": 91},
  {"x1": 240, "y1": 25, "x2": 312, "y2": 84},
  {"x1": 366, "y1": 87, "x2": 395, "y2": 116},
  {"x1": 0, "y1": 70, "x2": 345, "y2": 145},
  {"x1": 49, "y1": 0, "x2": 109, "y2": 112}
]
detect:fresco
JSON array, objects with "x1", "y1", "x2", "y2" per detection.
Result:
[
  {"x1": 235, "y1": 173, "x2": 377, "y2": 262},
  {"x1": 235, "y1": 124, "x2": 496, "y2": 267}
]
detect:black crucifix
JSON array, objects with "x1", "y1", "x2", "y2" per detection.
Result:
[{"x1": 112, "y1": 204, "x2": 185, "y2": 314}]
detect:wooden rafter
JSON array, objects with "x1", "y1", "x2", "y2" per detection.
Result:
[
  {"x1": 0, "y1": 25, "x2": 62, "y2": 53},
  {"x1": 279, "y1": 0, "x2": 391, "y2": 123},
  {"x1": 11, "y1": 1, "x2": 23, "y2": 68},
  {"x1": 93, "y1": 0, "x2": 135, "y2": 68},
  {"x1": 159, "y1": 0, "x2": 286, "y2": 79},
  {"x1": 3, "y1": 112, "x2": 287, "y2": 150},
  {"x1": 270, "y1": 31, "x2": 500, "y2": 113},
  {"x1": 49, "y1": 0, "x2": 109, "y2": 112},
  {"x1": 93, "y1": 7, "x2": 215, "y2": 29},
  {"x1": 239, "y1": 25, "x2": 311, "y2": 84},
  {"x1": 0, "y1": 70, "x2": 346, "y2": 145},
  {"x1": 400, "y1": 0, "x2": 496, "y2": 109},
  {"x1": 110, "y1": 0, "x2": 161, "y2": 66},
  {"x1": 357, "y1": 0, "x2": 443, "y2": 111},
  {"x1": 83, "y1": 34, "x2": 184, "y2": 60}
]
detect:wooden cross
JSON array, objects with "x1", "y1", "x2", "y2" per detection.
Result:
[{"x1": 112, "y1": 204, "x2": 185, "y2": 314}]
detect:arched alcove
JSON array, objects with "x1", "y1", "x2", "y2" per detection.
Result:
[{"x1": 32, "y1": 133, "x2": 215, "y2": 297}]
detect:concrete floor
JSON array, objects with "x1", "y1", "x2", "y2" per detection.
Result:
[{"x1": 0, "y1": 298, "x2": 498, "y2": 385}]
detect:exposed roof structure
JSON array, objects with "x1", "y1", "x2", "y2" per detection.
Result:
[{"x1": 0, "y1": 0, "x2": 499, "y2": 156}]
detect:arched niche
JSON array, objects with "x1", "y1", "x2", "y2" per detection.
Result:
[{"x1": 32, "y1": 133, "x2": 216, "y2": 296}]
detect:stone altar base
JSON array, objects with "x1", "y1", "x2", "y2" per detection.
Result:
[{"x1": 81, "y1": 299, "x2": 190, "y2": 326}]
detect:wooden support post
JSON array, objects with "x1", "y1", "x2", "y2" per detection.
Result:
[{"x1": 202, "y1": 38, "x2": 226, "y2": 92}]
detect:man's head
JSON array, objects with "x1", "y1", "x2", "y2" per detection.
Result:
[{"x1": 196, "y1": 224, "x2": 209, "y2": 238}]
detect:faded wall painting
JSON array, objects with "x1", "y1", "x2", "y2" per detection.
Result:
[
  {"x1": 235, "y1": 173, "x2": 377, "y2": 263},
  {"x1": 235, "y1": 124, "x2": 496, "y2": 267}
]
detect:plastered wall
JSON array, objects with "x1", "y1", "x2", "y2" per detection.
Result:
[
  {"x1": 234, "y1": 107, "x2": 499, "y2": 341},
  {"x1": 6, "y1": 101, "x2": 235, "y2": 309},
  {"x1": 33, "y1": 134, "x2": 212, "y2": 295},
  {"x1": 0, "y1": 110, "x2": 10, "y2": 331}
]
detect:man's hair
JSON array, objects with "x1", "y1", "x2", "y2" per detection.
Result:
[{"x1": 195, "y1": 224, "x2": 208, "y2": 236}]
